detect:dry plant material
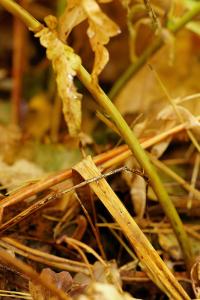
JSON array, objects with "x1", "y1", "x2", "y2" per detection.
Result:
[
  {"x1": 122, "y1": 157, "x2": 147, "y2": 218},
  {"x1": 191, "y1": 258, "x2": 200, "y2": 298},
  {"x1": 72, "y1": 156, "x2": 190, "y2": 299},
  {"x1": 59, "y1": 0, "x2": 120, "y2": 81},
  {"x1": 0, "y1": 249, "x2": 72, "y2": 300},
  {"x1": 0, "y1": 116, "x2": 199, "y2": 225},
  {"x1": 29, "y1": 268, "x2": 73, "y2": 300},
  {"x1": 0, "y1": 237, "x2": 90, "y2": 274},
  {"x1": 1, "y1": 1, "x2": 200, "y2": 298},
  {"x1": 188, "y1": 154, "x2": 200, "y2": 209},
  {"x1": 35, "y1": 15, "x2": 82, "y2": 136},
  {"x1": 121, "y1": 0, "x2": 164, "y2": 62},
  {"x1": 76, "y1": 282, "x2": 141, "y2": 300}
]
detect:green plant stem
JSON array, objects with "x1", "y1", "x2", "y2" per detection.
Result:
[
  {"x1": 108, "y1": 3, "x2": 200, "y2": 100},
  {"x1": 0, "y1": 0, "x2": 193, "y2": 270},
  {"x1": 0, "y1": 0, "x2": 41, "y2": 31}
]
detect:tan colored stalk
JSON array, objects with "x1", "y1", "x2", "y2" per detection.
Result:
[{"x1": 73, "y1": 156, "x2": 190, "y2": 300}]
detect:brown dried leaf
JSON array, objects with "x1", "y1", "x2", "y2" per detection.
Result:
[
  {"x1": 35, "y1": 16, "x2": 82, "y2": 136},
  {"x1": 29, "y1": 268, "x2": 73, "y2": 300},
  {"x1": 59, "y1": 0, "x2": 120, "y2": 81},
  {"x1": 157, "y1": 104, "x2": 200, "y2": 138}
]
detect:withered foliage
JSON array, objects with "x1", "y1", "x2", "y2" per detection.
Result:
[{"x1": 0, "y1": 0, "x2": 200, "y2": 299}]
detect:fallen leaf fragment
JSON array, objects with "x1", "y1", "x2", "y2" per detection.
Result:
[{"x1": 29, "y1": 268, "x2": 73, "y2": 300}]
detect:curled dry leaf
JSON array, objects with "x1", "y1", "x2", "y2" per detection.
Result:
[
  {"x1": 150, "y1": 102, "x2": 200, "y2": 157},
  {"x1": 157, "y1": 104, "x2": 200, "y2": 138},
  {"x1": 59, "y1": 0, "x2": 120, "y2": 81},
  {"x1": 29, "y1": 268, "x2": 73, "y2": 300},
  {"x1": 74, "y1": 261, "x2": 122, "y2": 289},
  {"x1": 35, "y1": 15, "x2": 82, "y2": 136},
  {"x1": 84, "y1": 0, "x2": 120, "y2": 81}
]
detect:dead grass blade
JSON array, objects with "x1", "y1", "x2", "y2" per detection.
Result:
[{"x1": 72, "y1": 156, "x2": 190, "y2": 300}]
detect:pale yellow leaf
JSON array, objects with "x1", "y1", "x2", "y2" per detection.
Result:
[
  {"x1": 59, "y1": 0, "x2": 120, "y2": 81},
  {"x1": 35, "y1": 15, "x2": 82, "y2": 136},
  {"x1": 83, "y1": 0, "x2": 120, "y2": 80},
  {"x1": 59, "y1": 1, "x2": 86, "y2": 41}
]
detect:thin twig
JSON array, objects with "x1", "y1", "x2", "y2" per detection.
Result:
[
  {"x1": 0, "y1": 167, "x2": 144, "y2": 234},
  {"x1": 0, "y1": 237, "x2": 89, "y2": 274}
]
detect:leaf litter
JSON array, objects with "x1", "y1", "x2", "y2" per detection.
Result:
[{"x1": 0, "y1": 0, "x2": 200, "y2": 299}]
